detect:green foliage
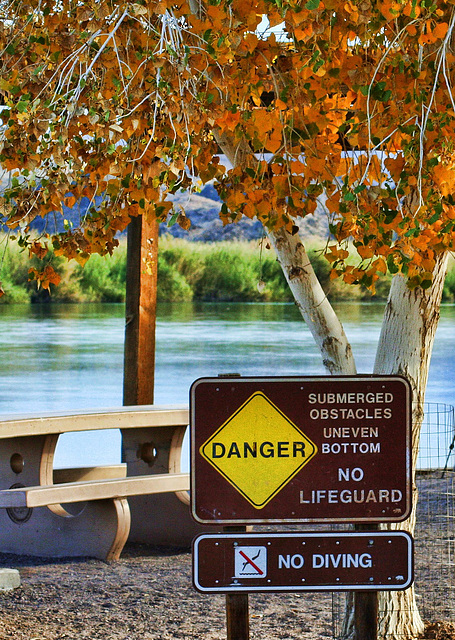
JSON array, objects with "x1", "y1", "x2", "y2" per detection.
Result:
[
  {"x1": 0, "y1": 242, "x2": 33, "y2": 303},
  {"x1": 74, "y1": 252, "x2": 127, "y2": 302},
  {"x1": 442, "y1": 256, "x2": 455, "y2": 302},
  {"x1": 0, "y1": 238, "x2": 127, "y2": 304},
  {"x1": 191, "y1": 243, "x2": 289, "y2": 302},
  {"x1": 157, "y1": 259, "x2": 194, "y2": 301},
  {"x1": 6, "y1": 235, "x2": 455, "y2": 305},
  {"x1": 154, "y1": 239, "x2": 393, "y2": 302}
]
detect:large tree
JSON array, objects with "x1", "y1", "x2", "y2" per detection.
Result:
[{"x1": 1, "y1": 0, "x2": 454, "y2": 637}]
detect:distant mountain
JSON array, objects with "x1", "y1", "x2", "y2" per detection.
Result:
[
  {"x1": 163, "y1": 183, "x2": 329, "y2": 242},
  {"x1": 1, "y1": 170, "x2": 329, "y2": 242},
  {"x1": 163, "y1": 184, "x2": 263, "y2": 242}
]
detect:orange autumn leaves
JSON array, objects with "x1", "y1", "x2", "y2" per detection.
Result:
[
  {"x1": 0, "y1": 0, "x2": 455, "y2": 291},
  {"x1": 28, "y1": 265, "x2": 61, "y2": 292},
  {"x1": 215, "y1": 109, "x2": 284, "y2": 153}
]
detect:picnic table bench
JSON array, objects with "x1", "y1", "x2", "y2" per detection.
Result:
[{"x1": 0, "y1": 405, "x2": 205, "y2": 561}]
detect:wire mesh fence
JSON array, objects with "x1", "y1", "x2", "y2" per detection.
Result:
[
  {"x1": 417, "y1": 403, "x2": 455, "y2": 473},
  {"x1": 332, "y1": 403, "x2": 455, "y2": 638},
  {"x1": 413, "y1": 403, "x2": 455, "y2": 626}
]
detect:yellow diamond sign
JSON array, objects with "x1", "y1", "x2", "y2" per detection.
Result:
[{"x1": 200, "y1": 392, "x2": 318, "y2": 509}]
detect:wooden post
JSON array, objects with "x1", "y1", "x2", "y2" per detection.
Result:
[
  {"x1": 123, "y1": 214, "x2": 159, "y2": 406},
  {"x1": 354, "y1": 590, "x2": 378, "y2": 640},
  {"x1": 226, "y1": 593, "x2": 250, "y2": 640},
  {"x1": 215, "y1": 377, "x2": 250, "y2": 640},
  {"x1": 353, "y1": 524, "x2": 378, "y2": 640},
  {"x1": 224, "y1": 525, "x2": 250, "y2": 640}
]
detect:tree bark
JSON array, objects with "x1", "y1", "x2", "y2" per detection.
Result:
[
  {"x1": 342, "y1": 252, "x2": 449, "y2": 640},
  {"x1": 374, "y1": 253, "x2": 448, "y2": 409},
  {"x1": 268, "y1": 228, "x2": 357, "y2": 376}
]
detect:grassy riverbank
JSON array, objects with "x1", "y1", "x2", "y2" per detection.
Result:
[{"x1": 1, "y1": 236, "x2": 454, "y2": 304}]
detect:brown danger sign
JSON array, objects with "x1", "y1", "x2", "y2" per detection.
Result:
[
  {"x1": 193, "y1": 532, "x2": 414, "y2": 593},
  {"x1": 190, "y1": 376, "x2": 412, "y2": 524}
]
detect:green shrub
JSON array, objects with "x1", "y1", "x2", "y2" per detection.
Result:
[
  {"x1": 443, "y1": 260, "x2": 455, "y2": 301},
  {"x1": 3, "y1": 233, "x2": 444, "y2": 304},
  {"x1": 0, "y1": 241, "x2": 40, "y2": 303},
  {"x1": 75, "y1": 251, "x2": 127, "y2": 302},
  {"x1": 0, "y1": 238, "x2": 127, "y2": 303},
  {"x1": 192, "y1": 246, "x2": 259, "y2": 301},
  {"x1": 157, "y1": 257, "x2": 193, "y2": 301}
]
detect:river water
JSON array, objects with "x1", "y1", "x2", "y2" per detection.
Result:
[{"x1": 0, "y1": 301, "x2": 453, "y2": 469}]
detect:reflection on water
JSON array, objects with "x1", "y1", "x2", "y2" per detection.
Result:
[
  {"x1": 154, "y1": 300, "x2": 391, "y2": 404},
  {"x1": 0, "y1": 303, "x2": 125, "y2": 413},
  {"x1": 0, "y1": 301, "x2": 453, "y2": 469}
]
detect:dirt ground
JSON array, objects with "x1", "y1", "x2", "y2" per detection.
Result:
[
  {"x1": 0, "y1": 543, "x2": 335, "y2": 640},
  {"x1": 0, "y1": 473, "x2": 454, "y2": 640},
  {"x1": 0, "y1": 540, "x2": 453, "y2": 640}
]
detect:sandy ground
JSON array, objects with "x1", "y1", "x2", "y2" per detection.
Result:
[
  {"x1": 0, "y1": 473, "x2": 454, "y2": 640},
  {"x1": 0, "y1": 543, "x2": 334, "y2": 640}
]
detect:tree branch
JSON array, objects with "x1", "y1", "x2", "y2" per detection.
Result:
[{"x1": 268, "y1": 227, "x2": 357, "y2": 375}]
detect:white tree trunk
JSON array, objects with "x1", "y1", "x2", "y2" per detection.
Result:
[
  {"x1": 374, "y1": 254, "x2": 448, "y2": 406},
  {"x1": 213, "y1": 131, "x2": 357, "y2": 377},
  {"x1": 374, "y1": 253, "x2": 448, "y2": 640},
  {"x1": 268, "y1": 228, "x2": 357, "y2": 375},
  {"x1": 268, "y1": 226, "x2": 448, "y2": 640},
  {"x1": 341, "y1": 252, "x2": 449, "y2": 640}
]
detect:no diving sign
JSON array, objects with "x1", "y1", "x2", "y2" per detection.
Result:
[
  {"x1": 235, "y1": 547, "x2": 267, "y2": 578},
  {"x1": 193, "y1": 532, "x2": 414, "y2": 593},
  {"x1": 190, "y1": 375, "x2": 412, "y2": 524}
]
